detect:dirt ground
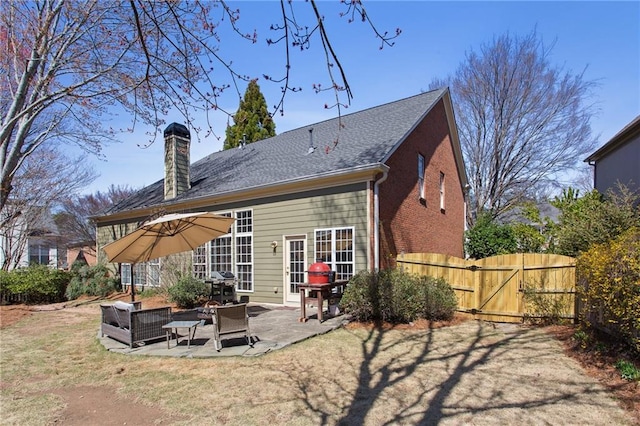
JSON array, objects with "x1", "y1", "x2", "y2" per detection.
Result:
[{"x1": 1, "y1": 295, "x2": 638, "y2": 425}]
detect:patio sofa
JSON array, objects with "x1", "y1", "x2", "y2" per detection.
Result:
[{"x1": 100, "y1": 301, "x2": 172, "y2": 348}]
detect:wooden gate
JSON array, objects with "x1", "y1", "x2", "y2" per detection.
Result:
[{"x1": 397, "y1": 253, "x2": 576, "y2": 323}]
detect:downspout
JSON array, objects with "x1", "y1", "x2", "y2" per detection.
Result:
[{"x1": 374, "y1": 168, "x2": 389, "y2": 271}]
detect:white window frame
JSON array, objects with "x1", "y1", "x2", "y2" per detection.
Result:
[
  {"x1": 193, "y1": 244, "x2": 208, "y2": 280},
  {"x1": 210, "y1": 233, "x2": 233, "y2": 275},
  {"x1": 121, "y1": 259, "x2": 160, "y2": 288},
  {"x1": 314, "y1": 226, "x2": 355, "y2": 281},
  {"x1": 192, "y1": 211, "x2": 233, "y2": 280},
  {"x1": 235, "y1": 209, "x2": 253, "y2": 292},
  {"x1": 418, "y1": 153, "x2": 426, "y2": 200}
]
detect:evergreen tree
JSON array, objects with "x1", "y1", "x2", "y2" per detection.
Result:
[{"x1": 224, "y1": 80, "x2": 276, "y2": 150}]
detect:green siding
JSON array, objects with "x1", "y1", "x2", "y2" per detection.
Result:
[
  {"x1": 96, "y1": 183, "x2": 370, "y2": 305},
  {"x1": 238, "y1": 184, "x2": 369, "y2": 304}
]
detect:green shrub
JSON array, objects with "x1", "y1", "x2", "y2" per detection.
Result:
[
  {"x1": 64, "y1": 277, "x2": 85, "y2": 301},
  {"x1": 577, "y1": 228, "x2": 640, "y2": 354},
  {"x1": 551, "y1": 185, "x2": 639, "y2": 257},
  {"x1": 65, "y1": 264, "x2": 119, "y2": 300},
  {"x1": 338, "y1": 270, "x2": 377, "y2": 322},
  {"x1": 615, "y1": 360, "x2": 640, "y2": 381},
  {"x1": 340, "y1": 269, "x2": 457, "y2": 323},
  {"x1": 167, "y1": 275, "x2": 208, "y2": 309},
  {"x1": 4, "y1": 265, "x2": 69, "y2": 303},
  {"x1": 419, "y1": 275, "x2": 457, "y2": 321},
  {"x1": 389, "y1": 269, "x2": 423, "y2": 322},
  {"x1": 0, "y1": 269, "x2": 14, "y2": 294},
  {"x1": 465, "y1": 212, "x2": 517, "y2": 259},
  {"x1": 572, "y1": 329, "x2": 590, "y2": 349}
]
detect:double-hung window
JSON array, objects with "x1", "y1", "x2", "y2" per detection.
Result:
[
  {"x1": 193, "y1": 212, "x2": 233, "y2": 280},
  {"x1": 192, "y1": 211, "x2": 248, "y2": 290},
  {"x1": 314, "y1": 227, "x2": 355, "y2": 281},
  {"x1": 193, "y1": 244, "x2": 208, "y2": 279},
  {"x1": 121, "y1": 259, "x2": 160, "y2": 288},
  {"x1": 28, "y1": 243, "x2": 50, "y2": 266},
  {"x1": 439, "y1": 172, "x2": 446, "y2": 210},
  {"x1": 235, "y1": 210, "x2": 253, "y2": 291},
  {"x1": 418, "y1": 154, "x2": 426, "y2": 200},
  {"x1": 210, "y1": 230, "x2": 232, "y2": 274}
]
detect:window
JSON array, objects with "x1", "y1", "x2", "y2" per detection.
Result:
[
  {"x1": 210, "y1": 235, "x2": 232, "y2": 273},
  {"x1": 193, "y1": 212, "x2": 233, "y2": 280},
  {"x1": 235, "y1": 210, "x2": 253, "y2": 291},
  {"x1": 121, "y1": 259, "x2": 160, "y2": 287},
  {"x1": 28, "y1": 243, "x2": 50, "y2": 266},
  {"x1": 439, "y1": 172, "x2": 445, "y2": 210},
  {"x1": 191, "y1": 211, "x2": 252, "y2": 291},
  {"x1": 418, "y1": 154, "x2": 426, "y2": 200},
  {"x1": 121, "y1": 263, "x2": 132, "y2": 285},
  {"x1": 315, "y1": 227, "x2": 355, "y2": 281},
  {"x1": 193, "y1": 245, "x2": 208, "y2": 280}
]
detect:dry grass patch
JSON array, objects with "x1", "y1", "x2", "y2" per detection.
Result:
[{"x1": 0, "y1": 302, "x2": 636, "y2": 425}]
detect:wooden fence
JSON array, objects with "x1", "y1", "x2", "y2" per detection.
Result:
[{"x1": 397, "y1": 253, "x2": 577, "y2": 323}]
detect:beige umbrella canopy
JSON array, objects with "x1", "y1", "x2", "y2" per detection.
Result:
[{"x1": 103, "y1": 212, "x2": 235, "y2": 300}]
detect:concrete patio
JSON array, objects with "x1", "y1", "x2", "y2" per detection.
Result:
[{"x1": 99, "y1": 303, "x2": 349, "y2": 358}]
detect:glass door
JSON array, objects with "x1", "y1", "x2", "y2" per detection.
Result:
[{"x1": 285, "y1": 236, "x2": 306, "y2": 303}]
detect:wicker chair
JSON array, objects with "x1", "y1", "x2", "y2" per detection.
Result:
[
  {"x1": 101, "y1": 302, "x2": 172, "y2": 348},
  {"x1": 207, "y1": 303, "x2": 252, "y2": 351}
]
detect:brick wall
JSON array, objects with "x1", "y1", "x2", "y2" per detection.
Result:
[{"x1": 379, "y1": 99, "x2": 465, "y2": 267}]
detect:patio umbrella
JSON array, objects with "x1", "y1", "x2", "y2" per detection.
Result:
[{"x1": 102, "y1": 212, "x2": 235, "y2": 301}]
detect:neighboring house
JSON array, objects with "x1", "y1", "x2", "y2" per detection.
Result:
[
  {"x1": 66, "y1": 244, "x2": 97, "y2": 268},
  {"x1": 95, "y1": 87, "x2": 468, "y2": 305},
  {"x1": 585, "y1": 115, "x2": 640, "y2": 198},
  {"x1": 0, "y1": 207, "x2": 67, "y2": 270}
]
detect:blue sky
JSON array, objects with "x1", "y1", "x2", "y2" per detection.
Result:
[{"x1": 78, "y1": 1, "x2": 640, "y2": 194}]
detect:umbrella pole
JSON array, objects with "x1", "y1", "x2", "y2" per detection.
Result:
[{"x1": 131, "y1": 264, "x2": 136, "y2": 302}]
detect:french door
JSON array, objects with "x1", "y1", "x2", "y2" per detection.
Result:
[{"x1": 284, "y1": 236, "x2": 307, "y2": 303}]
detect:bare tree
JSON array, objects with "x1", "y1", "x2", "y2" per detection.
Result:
[
  {"x1": 1, "y1": 0, "x2": 399, "y2": 214},
  {"x1": 0, "y1": 146, "x2": 95, "y2": 270},
  {"x1": 432, "y1": 31, "x2": 598, "y2": 223},
  {"x1": 54, "y1": 184, "x2": 138, "y2": 251}
]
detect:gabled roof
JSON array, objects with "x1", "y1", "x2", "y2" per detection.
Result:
[
  {"x1": 104, "y1": 87, "x2": 464, "y2": 217},
  {"x1": 585, "y1": 115, "x2": 640, "y2": 163}
]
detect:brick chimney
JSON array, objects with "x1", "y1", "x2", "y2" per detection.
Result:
[{"x1": 163, "y1": 123, "x2": 191, "y2": 200}]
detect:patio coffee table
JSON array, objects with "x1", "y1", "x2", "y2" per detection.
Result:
[{"x1": 162, "y1": 320, "x2": 200, "y2": 349}]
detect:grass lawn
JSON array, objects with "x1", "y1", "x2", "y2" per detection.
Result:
[{"x1": 0, "y1": 300, "x2": 635, "y2": 425}]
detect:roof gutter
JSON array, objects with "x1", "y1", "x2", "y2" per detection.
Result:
[{"x1": 96, "y1": 163, "x2": 390, "y2": 224}]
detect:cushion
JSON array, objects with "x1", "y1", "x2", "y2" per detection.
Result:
[{"x1": 114, "y1": 301, "x2": 136, "y2": 311}]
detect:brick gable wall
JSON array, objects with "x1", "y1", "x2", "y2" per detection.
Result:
[{"x1": 378, "y1": 99, "x2": 465, "y2": 268}]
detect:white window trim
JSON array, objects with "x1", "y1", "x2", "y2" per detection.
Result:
[
  {"x1": 314, "y1": 226, "x2": 355, "y2": 281},
  {"x1": 121, "y1": 259, "x2": 161, "y2": 287},
  {"x1": 235, "y1": 209, "x2": 254, "y2": 292},
  {"x1": 209, "y1": 211, "x2": 233, "y2": 277}
]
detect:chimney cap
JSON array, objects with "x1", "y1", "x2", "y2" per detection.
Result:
[{"x1": 164, "y1": 123, "x2": 190, "y2": 139}]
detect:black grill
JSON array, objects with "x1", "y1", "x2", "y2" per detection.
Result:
[{"x1": 206, "y1": 271, "x2": 237, "y2": 304}]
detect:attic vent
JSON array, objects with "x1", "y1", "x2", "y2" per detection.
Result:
[{"x1": 307, "y1": 128, "x2": 315, "y2": 155}]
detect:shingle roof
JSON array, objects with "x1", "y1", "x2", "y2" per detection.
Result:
[{"x1": 105, "y1": 88, "x2": 447, "y2": 215}]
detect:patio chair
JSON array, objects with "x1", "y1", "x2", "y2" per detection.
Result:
[
  {"x1": 100, "y1": 302, "x2": 171, "y2": 348},
  {"x1": 209, "y1": 303, "x2": 252, "y2": 351}
]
